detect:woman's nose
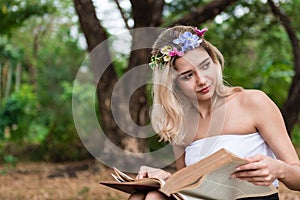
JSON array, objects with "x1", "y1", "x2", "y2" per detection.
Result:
[{"x1": 195, "y1": 70, "x2": 206, "y2": 85}]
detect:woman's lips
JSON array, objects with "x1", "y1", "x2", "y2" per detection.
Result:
[{"x1": 198, "y1": 86, "x2": 210, "y2": 94}]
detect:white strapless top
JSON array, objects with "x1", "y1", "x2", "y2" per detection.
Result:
[{"x1": 184, "y1": 132, "x2": 278, "y2": 187}]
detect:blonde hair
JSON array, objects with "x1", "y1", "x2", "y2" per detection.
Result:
[{"x1": 150, "y1": 25, "x2": 241, "y2": 145}]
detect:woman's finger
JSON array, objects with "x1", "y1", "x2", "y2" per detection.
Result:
[{"x1": 136, "y1": 171, "x2": 148, "y2": 179}]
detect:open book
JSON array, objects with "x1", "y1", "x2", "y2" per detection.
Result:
[{"x1": 100, "y1": 148, "x2": 278, "y2": 200}]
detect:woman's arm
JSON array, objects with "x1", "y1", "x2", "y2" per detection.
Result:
[
  {"x1": 233, "y1": 90, "x2": 300, "y2": 190},
  {"x1": 173, "y1": 144, "x2": 186, "y2": 170}
]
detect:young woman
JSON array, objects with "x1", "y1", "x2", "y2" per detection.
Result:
[{"x1": 129, "y1": 25, "x2": 300, "y2": 200}]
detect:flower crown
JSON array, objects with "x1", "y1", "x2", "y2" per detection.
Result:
[{"x1": 149, "y1": 27, "x2": 208, "y2": 70}]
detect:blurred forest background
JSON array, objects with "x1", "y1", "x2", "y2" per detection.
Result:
[{"x1": 1, "y1": 0, "x2": 300, "y2": 199}]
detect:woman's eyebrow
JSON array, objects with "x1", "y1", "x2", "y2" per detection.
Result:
[
  {"x1": 198, "y1": 57, "x2": 210, "y2": 67},
  {"x1": 178, "y1": 70, "x2": 192, "y2": 77}
]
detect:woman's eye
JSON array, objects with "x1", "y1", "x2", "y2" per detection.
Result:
[
  {"x1": 182, "y1": 72, "x2": 193, "y2": 80},
  {"x1": 201, "y1": 62, "x2": 210, "y2": 70}
]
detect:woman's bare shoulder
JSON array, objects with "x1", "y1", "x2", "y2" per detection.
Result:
[{"x1": 238, "y1": 89, "x2": 270, "y2": 106}]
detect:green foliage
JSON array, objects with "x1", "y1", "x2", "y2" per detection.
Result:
[
  {"x1": 37, "y1": 46, "x2": 88, "y2": 160},
  {"x1": 147, "y1": 134, "x2": 169, "y2": 152},
  {"x1": 292, "y1": 124, "x2": 300, "y2": 146},
  {"x1": 0, "y1": 0, "x2": 55, "y2": 35},
  {"x1": 113, "y1": 54, "x2": 129, "y2": 78},
  {"x1": 62, "y1": 80, "x2": 96, "y2": 135},
  {"x1": 0, "y1": 37, "x2": 23, "y2": 63},
  {"x1": 77, "y1": 186, "x2": 90, "y2": 197},
  {"x1": 0, "y1": 0, "x2": 90, "y2": 161},
  {"x1": 163, "y1": 0, "x2": 207, "y2": 24},
  {"x1": 0, "y1": 84, "x2": 37, "y2": 141},
  {"x1": 32, "y1": 25, "x2": 87, "y2": 160},
  {"x1": 40, "y1": 80, "x2": 91, "y2": 161},
  {"x1": 259, "y1": 60, "x2": 294, "y2": 106},
  {"x1": 1, "y1": 154, "x2": 17, "y2": 174}
]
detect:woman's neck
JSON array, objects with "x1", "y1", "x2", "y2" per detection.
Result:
[{"x1": 191, "y1": 95, "x2": 226, "y2": 119}]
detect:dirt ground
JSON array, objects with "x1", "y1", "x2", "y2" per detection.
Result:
[
  {"x1": 0, "y1": 159, "x2": 300, "y2": 200},
  {"x1": 0, "y1": 160, "x2": 129, "y2": 200}
]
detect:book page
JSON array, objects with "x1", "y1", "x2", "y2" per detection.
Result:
[
  {"x1": 100, "y1": 168, "x2": 165, "y2": 195},
  {"x1": 179, "y1": 162, "x2": 277, "y2": 200},
  {"x1": 161, "y1": 149, "x2": 240, "y2": 195},
  {"x1": 113, "y1": 167, "x2": 135, "y2": 182}
]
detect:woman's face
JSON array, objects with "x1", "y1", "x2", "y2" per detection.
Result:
[{"x1": 174, "y1": 47, "x2": 219, "y2": 102}]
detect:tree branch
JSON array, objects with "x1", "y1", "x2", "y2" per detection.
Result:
[
  {"x1": 113, "y1": 0, "x2": 131, "y2": 30},
  {"x1": 73, "y1": 0, "x2": 117, "y2": 86},
  {"x1": 74, "y1": 0, "x2": 107, "y2": 51},
  {"x1": 267, "y1": 0, "x2": 300, "y2": 73},
  {"x1": 169, "y1": 0, "x2": 238, "y2": 26}
]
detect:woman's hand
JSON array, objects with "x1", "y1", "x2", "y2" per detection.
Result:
[
  {"x1": 232, "y1": 154, "x2": 284, "y2": 186},
  {"x1": 136, "y1": 166, "x2": 171, "y2": 180}
]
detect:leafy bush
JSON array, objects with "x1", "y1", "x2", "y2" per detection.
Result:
[
  {"x1": 0, "y1": 84, "x2": 38, "y2": 141},
  {"x1": 38, "y1": 81, "x2": 94, "y2": 162}
]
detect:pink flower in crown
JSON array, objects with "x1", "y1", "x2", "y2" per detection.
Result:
[
  {"x1": 169, "y1": 47, "x2": 184, "y2": 57},
  {"x1": 194, "y1": 27, "x2": 208, "y2": 37}
]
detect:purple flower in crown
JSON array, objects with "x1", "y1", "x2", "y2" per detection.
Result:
[{"x1": 173, "y1": 32, "x2": 202, "y2": 52}]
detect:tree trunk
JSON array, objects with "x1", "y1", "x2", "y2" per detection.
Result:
[
  {"x1": 73, "y1": 0, "x2": 154, "y2": 154},
  {"x1": 268, "y1": 0, "x2": 300, "y2": 135},
  {"x1": 15, "y1": 63, "x2": 21, "y2": 91},
  {"x1": 121, "y1": 0, "x2": 165, "y2": 150},
  {"x1": 283, "y1": 74, "x2": 300, "y2": 135},
  {"x1": 0, "y1": 64, "x2": 2, "y2": 110},
  {"x1": 4, "y1": 62, "x2": 12, "y2": 99}
]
